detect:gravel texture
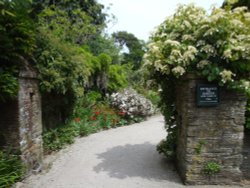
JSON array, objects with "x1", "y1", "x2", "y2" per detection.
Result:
[{"x1": 20, "y1": 115, "x2": 248, "y2": 188}]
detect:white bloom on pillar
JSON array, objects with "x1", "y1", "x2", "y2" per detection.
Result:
[
  {"x1": 220, "y1": 69, "x2": 235, "y2": 83},
  {"x1": 197, "y1": 60, "x2": 210, "y2": 69},
  {"x1": 172, "y1": 66, "x2": 186, "y2": 77}
]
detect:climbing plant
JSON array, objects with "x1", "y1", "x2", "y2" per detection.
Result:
[
  {"x1": 0, "y1": 0, "x2": 35, "y2": 101},
  {"x1": 145, "y1": 4, "x2": 250, "y2": 157}
]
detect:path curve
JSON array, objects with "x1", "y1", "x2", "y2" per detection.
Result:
[{"x1": 21, "y1": 115, "x2": 244, "y2": 188}]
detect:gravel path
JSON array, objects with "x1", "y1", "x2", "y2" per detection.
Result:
[{"x1": 20, "y1": 115, "x2": 246, "y2": 188}]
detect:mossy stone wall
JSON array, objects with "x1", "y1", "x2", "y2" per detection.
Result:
[{"x1": 175, "y1": 74, "x2": 247, "y2": 185}]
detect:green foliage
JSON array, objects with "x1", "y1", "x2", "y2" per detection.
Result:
[
  {"x1": 145, "y1": 4, "x2": 250, "y2": 159},
  {"x1": 0, "y1": 150, "x2": 24, "y2": 188},
  {"x1": 35, "y1": 29, "x2": 91, "y2": 96},
  {"x1": 156, "y1": 125, "x2": 177, "y2": 159},
  {"x1": 223, "y1": 0, "x2": 250, "y2": 9},
  {"x1": 194, "y1": 141, "x2": 206, "y2": 155},
  {"x1": 0, "y1": 69, "x2": 18, "y2": 101},
  {"x1": 98, "y1": 53, "x2": 111, "y2": 72},
  {"x1": 112, "y1": 31, "x2": 145, "y2": 70},
  {"x1": 108, "y1": 64, "x2": 128, "y2": 92},
  {"x1": 34, "y1": 6, "x2": 100, "y2": 97},
  {"x1": 43, "y1": 97, "x2": 132, "y2": 153},
  {"x1": 145, "y1": 90, "x2": 161, "y2": 107},
  {"x1": 78, "y1": 120, "x2": 96, "y2": 137},
  {"x1": 146, "y1": 4, "x2": 250, "y2": 90},
  {"x1": 37, "y1": 6, "x2": 98, "y2": 44},
  {"x1": 0, "y1": 0, "x2": 35, "y2": 101},
  {"x1": 87, "y1": 35, "x2": 121, "y2": 64},
  {"x1": 136, "y1": 88, "x2": 160, "y2": 107},
  {"x1": 33, "y1": 0, "x2": 107, "y2": 30},
  {"x1": 43, "y1": 123, "x2": 79, "y2": 152},
  {"x1": 79, "y1": 91, "x2": 102, "y2": 108},
  {"x1": 203, "y1": 162, "x2": 221, "y2": 176},
  {"x1": 0, "y1": 0, "x2": 35, "y2": 61}
]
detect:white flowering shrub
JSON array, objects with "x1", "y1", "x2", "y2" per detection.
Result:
[
  {"x1": 145, "y1": 4, "x2": 250, "y2": 93},
  {"x1": 145, "y1": 4, "x2": 250, "y2": 157},
  {"x1": 144, "y1": 3, "x2": 250, "y2": 128},
  {"x1": 110, "y1": 88, "x2": 154, "y2": 118}
]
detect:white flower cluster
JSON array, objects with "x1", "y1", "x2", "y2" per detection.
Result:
[
  {"x1": 241, "y1": 81, "x2": 250, "y2": 91},
  {"x1": 220, "y1": 69, "x2": 235, "y2": 83},
  {"x1": 197, "y1": 60, "x2": 210, "y2": 69},
  {"x1": 110, "y1": 88, "x2": 154, "y2": 117},
  {"x1": 172, "y1": 66, "x2": 185, "y2": 77},
  {"x1": 144, "y1": 4, "x2": 249, "y2": 93}
]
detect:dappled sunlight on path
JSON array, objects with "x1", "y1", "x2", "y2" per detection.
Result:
[
  {"x1": 20, "y1": 115, "x2": 245, "y2": 188},
  {"x1": 94, "y1": 142, "x2": 179, "y2": 182}
]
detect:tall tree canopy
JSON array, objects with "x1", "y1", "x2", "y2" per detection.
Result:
[
  {"x1": 223, "y1": 0, "x2": 250, "y2": 9},
  {"x1": 112, "y1": 31, "x2": 145, "y2": 70},
  {"x1": 33, "y1": 0, "x2": 106, "y2": 29},
  {"x1": 0, "y1": 0, "x2": 35, "y2": 101}
]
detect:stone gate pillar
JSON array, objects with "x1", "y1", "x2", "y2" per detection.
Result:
[
  {"x1": 175, "y1": 74, "x2": 247, "y2": 185},
  {"x1": 0, "y1": 65, "x2": 43, "y2": 173}
]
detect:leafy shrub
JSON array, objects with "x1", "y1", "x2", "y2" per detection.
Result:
[
  {"x1": 145, "y1": 4, "x2": 250, "y2": 125},
  {"x1": 107, "y1": 64, "x2": 128, "y2": 93},
  {"x1": 203, "y1": 162, "x2": 221, "y2": 176},
  {"x1": 43, "y1": 103, "x2": 131, "y2": 153},
  {"x1": 110, "y1": 88, "x2": 154, "y2": 118},
  {"x1": 0, "y1": 150, "x2": 24, "y2": 188},
  {"x1": 78, "y1": 119, "x2": 97, "y2": 137},
  {"x1": 0, "y1": 70, "x2": 18, "y2": 101},
  {"x1": 145, "y1": 4, "x2": 250, "y2": 160},
  {"x1": 84, "y1": 91, "x2": 102, "y2": 107},
  {"x1": 0, "y1": 0, "x2": 35, "y2": 101},
  {"x1": 137, "y1": 89, "x2": 161, "y2": 107},
  {"x1": 43, "y1": 123, "x2": 79, "y2": 152},
  {"x1": 156, "y1": 125, "x2": 177, "y2": 159}
]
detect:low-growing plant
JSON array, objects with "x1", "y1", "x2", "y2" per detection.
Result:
[
  {"x1": 203, "y1": 162, "x2": 221, "y2": 176},
  {"x1": 79, "y1": 120, "x2": 96, "y2": 137},
  {"x1": 144, "y1": 90, "x2": 161, "y2": 107},
  {"x1": 195, "y1": 140, "x2": 206, "y2": 155},
  {"x1": 43, "y1": 98, "x2": 150, "y2": 153},
  {"x1": 157, "y1": 125, "x2": 177, "y2": 159},
  {"x1": 43, "y1": 123, "x2": 79, "y2": 153},
  {"x1": 0, "y1": 150, "x2": 25, "y2": 188}
]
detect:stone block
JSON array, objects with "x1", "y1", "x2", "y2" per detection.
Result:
[
  {"x1": 0, "y1": 65, "x2": 43, "y2": 174},
  {"x1": 175, "y1": 74, "x2": 246, "y2": 185}
]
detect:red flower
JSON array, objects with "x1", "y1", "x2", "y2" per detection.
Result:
[
  {"x1": 90, "y1": 116, "x2": 97, "y2": 121},
  {"x1": 118, "y1": 111, "x2": 126, "y2": 116},
  {"x1": 95, "y1": 111, "x2": 101, "y2": 116},
  {"x1": 74, "y1": 117, "x2": 81, "y2": 123}
]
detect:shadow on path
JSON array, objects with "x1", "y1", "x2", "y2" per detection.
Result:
[{"x1": 93, "y1": 142, "x2": 181, "y2": 183}]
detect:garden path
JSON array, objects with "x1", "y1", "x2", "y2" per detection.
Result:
[{"x1": 20, "y1": 115, "x2": 245, "y2": 188}]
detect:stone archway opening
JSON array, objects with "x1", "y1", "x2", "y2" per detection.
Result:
[{"x1": 0, "y1": 64, "x2": 43, "y2": 173}]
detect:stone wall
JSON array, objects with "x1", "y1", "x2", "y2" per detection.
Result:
[
  {"x1": 18, "y1": 66, "x2": 43, "y2": 172},
  {"x1": 0, "y1": 65, "x2": 43, "y2": 173},
  {"x1": 175, "y1": 74, "x2": 247, "y2": 185}
]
